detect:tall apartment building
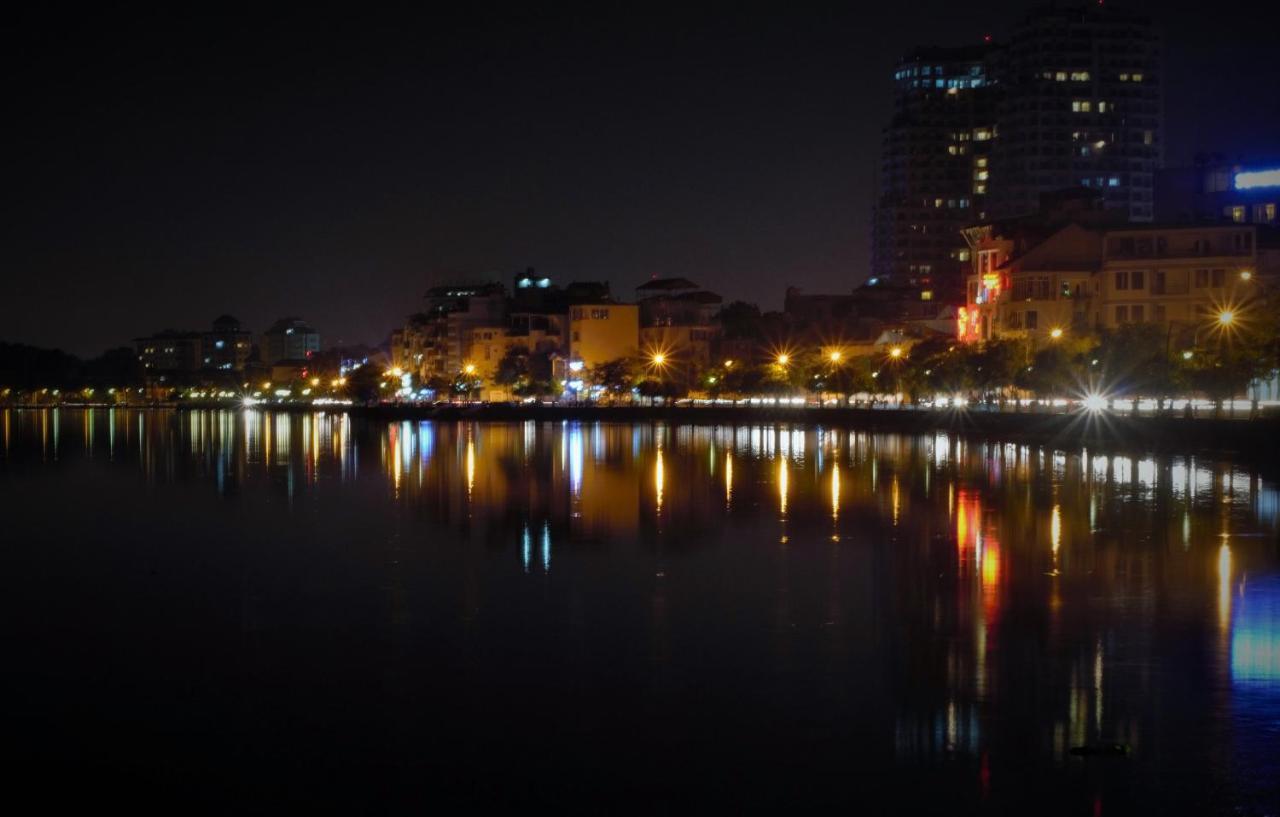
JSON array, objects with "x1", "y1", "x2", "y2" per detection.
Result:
[
  {"x1": 991, "y1": 3, "x2": 1162, "y2": 222},
  {"x1": 873, "y1": 4, "x2": 1162, "y2": 305},
  {"x1": 872, "y1": 45, "x2": 997, "y2": 304}
]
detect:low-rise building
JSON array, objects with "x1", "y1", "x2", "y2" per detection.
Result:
[
  {"x1": 262, "y1": 318, "x2": 320, "y2": 364},
  {"x1": 204, "y1": 314, "x2": 252, "y2": 371},
  {"x1": 569, "y1": 303, "x2": 639, "y2": 370},
  {"x1": 961, "y1": 213, "x2": 1277, "y2": 345}
]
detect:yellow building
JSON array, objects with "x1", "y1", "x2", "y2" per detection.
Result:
[
  {"x1": 568, "y1": 303, "x2": 639, "y2": 368},
  {"x1": 961, "y1": 220, "x2": 1274, "y2": 345},
  {"x1": 464, "y1": 325, "x2": 514, "y2": 400}
]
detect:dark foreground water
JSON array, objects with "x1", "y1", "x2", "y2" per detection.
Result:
[{"x1": 2, "y1": 409, "x2": 1278, "y2": 814}]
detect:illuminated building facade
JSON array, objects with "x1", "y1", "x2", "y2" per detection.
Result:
[
  {"x1": 961, "y1": 217, "x2": 1278, "y2": 344},
  {"x1": 568, "y1": 303, "x2": 639, "y2": 369},
  {"x1": 636, "y1": 277, "x2": 722, "y2": 373}
]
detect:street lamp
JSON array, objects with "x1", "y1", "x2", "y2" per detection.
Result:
[
  {"x1": 828, "y1": 350, "x2": 843, "y2": 364},
  {"x1": 888, "y1": 346, "x2": 903, "y2": 359},
  {"x1": 723, "y1": 359, "x2": 734, "y2": 369},
  {"x1": 1049, "y1": 327, "x2": 1064, "y2": 340},
  {"x1": 651, "y1": 352, "x2": 666, "y2": 367},
  {"x1": 1218, "y1": 310, "x2": 1235, "y2": 327},
  {"x1": 463, "y1": 364, "x2": 477, "y2": 375},
  {"x1": 776, "y1": 353, "x2": 790, "y2": 366}
]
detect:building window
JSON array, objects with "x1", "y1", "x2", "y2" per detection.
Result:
[
  {"x1": 1195, "y1": 269, "x2": 1209, "y2": 288},
  {"x1": 1114, "y1": 271, "x2": 1129, "y2": 290},
  {"x1": 1072, "y1": 100, "x2": 1092, "y2": 113},
  {"x1": 1255, "y1": 203, "x2": 1277, "y2": 223},
  {"x1": 1132, "y1": 305, "x2": 1145, "y2": 323},
  {"x1": 1154, "y1": 305, "x2": 1166, "y2": 323},
  {"x1": 1226, "y1": 205, "x2": 1246, "y2": 223},
  {"x1": 1115, "y1": 305, "x2": 1128, "y2": 323},
  {"x1": 1025, "y1": 311, "x2": 1038, "y2": 330},
  {"x1": 1130, "y1": 270, "x2": 1145, "y2": 290},
  {"x1": 1212, "y1": 269, "x2": 1225, "y2": 287}
]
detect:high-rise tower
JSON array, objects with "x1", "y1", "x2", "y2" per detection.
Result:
[
  {"x1": 871, "y1": 45, "x2": 997, "y2": 304},
  {"x1": 991, "y1": 3, "x2": 1162, "y2": 222}
]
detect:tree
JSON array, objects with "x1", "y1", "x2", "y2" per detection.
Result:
[
  {"x1": 344, "y1": 364, "x2": 385, "y2": 404},
  {"x1": 971, "y1": 338, "x2": 1028, "y2": 399},
  {"x1": 590, "y1": 358, "x2": 637, "y2": 402}
]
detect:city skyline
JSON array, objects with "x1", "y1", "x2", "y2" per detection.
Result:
[{"x1": 6, "y1": 2, "x2": 1278, "y2": 357}]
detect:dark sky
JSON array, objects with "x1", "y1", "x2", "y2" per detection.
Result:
[{"x1": 5, "y1": 2, "x2": 1277, "y2": 356}]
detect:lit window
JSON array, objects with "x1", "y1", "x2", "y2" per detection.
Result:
[
  {"x1": 975, "y1": 157, "x2": 988, "y2": 168},
  {"x1": 974, "y1": 170, "x2": 989, "y2": 181},
  {"x1": 1131, "y1": 73, "x2": 1143, "y2": 82},
  {"x1": 1055, "y1": 71, "x2": 1067, "y2": 81},
  {"x1": 1072, "y1": 100, "x2": 1092, "y2": 113},
  {"x1": 1108, "y1": 177, "x2": 1121, "y2": 187},
  {"x1": 1098, "y1": 101, "x2": 1108, "y2": 113},
  {"x1": 1070, "y1": 71, "x2": 1089, "y2": 81},
  {"x1": 1226, "y1": 206, "x2": 1246, "y2": 223},
  {"x1": 1119, "y1": 73, "x2": 1129, "y2": 82},
  {"x1": 974, "y1": 183, "x2": 987, "y2": 194},
  {"x1": 921, "y1": 290, "x2": 934, "y2": 301},
  {"x1": 973, "y1": 129, "x2": 992, "y2": 141}
]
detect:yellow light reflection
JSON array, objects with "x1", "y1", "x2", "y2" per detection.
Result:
[
  {"x1": 725, "y1": 452, "x2": 733, "y2": 509},
  {"x1": 1051, "y1": 504, "x2": 1062, "y2": 556},
  {"x1": 831, "y1": 464, "x2": 840, "y2": 520},
  {"x1": 655, "y1": 447, "x2": 665, "y2": 514},
  {"x1": 891, "y1": 475, "x2": 900, "y2": 526},
  {"x1": 778, "y1": 458, "x2": 788, "y2": 517},
  {"x1": 466, "y1": 436, "x2": 475, "y2": 499},
  {"x1": 1218, "y1": 542, "x2": 1232, "y2": 631}
]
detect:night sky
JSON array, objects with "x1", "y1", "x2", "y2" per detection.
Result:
[{"x1": 6, "y1": 2, "x2": 1277, "y2": 356}]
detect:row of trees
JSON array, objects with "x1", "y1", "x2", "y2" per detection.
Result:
[{"x1": 463, "y1": 310, "x2": 1280, "y2": 413}]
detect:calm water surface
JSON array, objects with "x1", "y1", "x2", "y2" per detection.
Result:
[{"x1": 2, "y1": 408, "x2": 1278, "y2": 814}]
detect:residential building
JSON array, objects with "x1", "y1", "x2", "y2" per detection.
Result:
[
  {"x1": 204, "y1": 314, "x2": 252, "y2": 371},
  {"x1": 991, "y1": 4, "x2": 1162, "y2": 223},
  {"x1": 262, "y1": 318, "x2": 320, "y2": 364},
  {"x1": 569, "y1": 303, "x2": 639, "y2": 370},
  {"x1": 135, "y1": 330, "x2": 203, "y2": 374},
  {"x1": 876, "y1": 4, "x2": 1163, "y2": 305},
  {"x1": 636, "y1": 277, "x2": 722, "y2": 373},
  {"x1": 961, "y1": 214, "x2": 1277, "y2": 345},
  {"x1": 872, "y1": 45, "x2": 997, "y2": 302}
]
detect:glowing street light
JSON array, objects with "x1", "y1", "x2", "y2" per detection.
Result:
[
  {"x1": 1240, "y1": 270, "x2": 1253, "y2": 281},
  {"x1": 1049, "y1": 327, "x2": 1064, "y2": 340},
  {"x1": 828, "y1": 350, "x2": 843, "y2": 363},
  {"x1": 776, "y1": 353, "x2": 790, "y2": 366},
  {"x1": 1218, "y1": 310, "x2": 1235, "y2": 327},
  {"x1": 888, "y1": 346, "x2": 903, "y2": 359},
  {"x1": 463, "y1": 364, "x2": 477, "y2": 375},
  {"x1": 723, "y1": 359, "x2": 734, "y2": 369},
  {"x1": 651, "y1": 352, "x2": 667, "y2": 367}
]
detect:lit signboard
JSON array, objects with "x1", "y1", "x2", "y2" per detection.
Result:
[{"x1": 1234, "y1": 169, "x2": 1280, "y2": 190}]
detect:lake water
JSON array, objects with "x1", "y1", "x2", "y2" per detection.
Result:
[{"x1": 2, "y1": 408, "x2": 1278, "y2": 814}]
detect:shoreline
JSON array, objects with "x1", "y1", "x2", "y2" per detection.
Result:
[{"x1": 9, "y1": 401, "x2": 1278, "y2": 463}]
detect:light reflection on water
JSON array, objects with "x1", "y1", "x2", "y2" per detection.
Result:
[{"x1": 1, "y1": 407, "x2": 1278, "y2": 813}]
